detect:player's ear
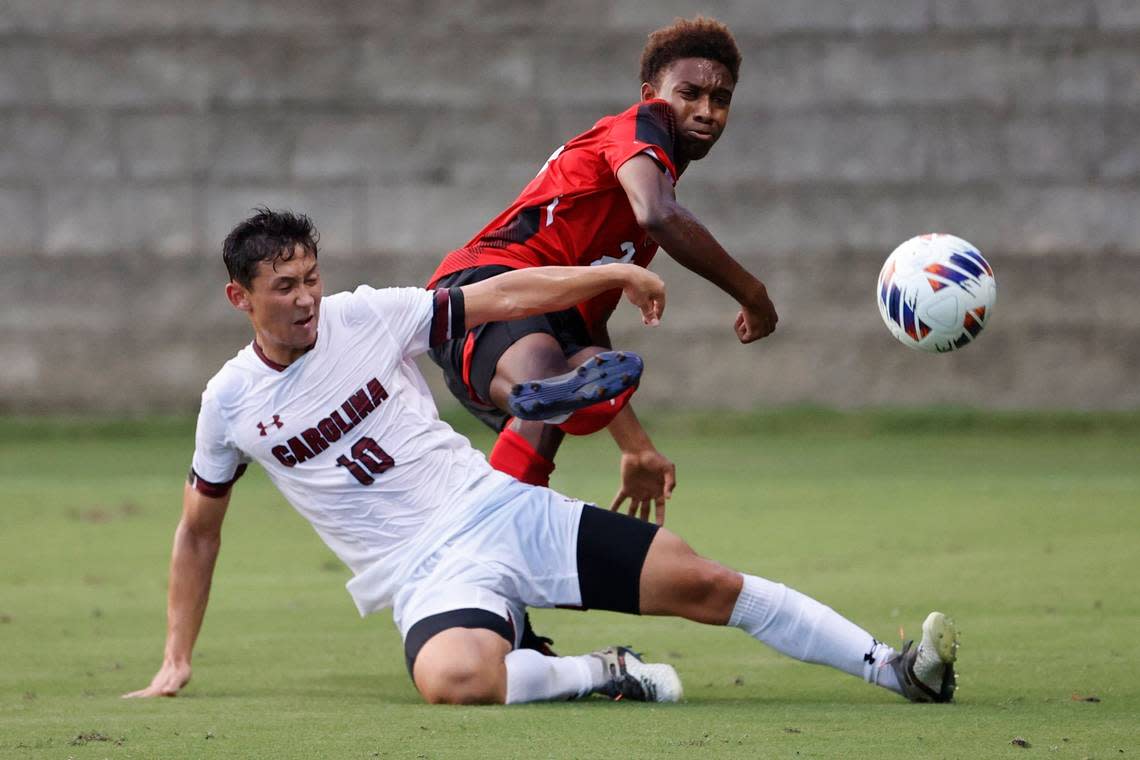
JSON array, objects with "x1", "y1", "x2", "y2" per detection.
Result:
[
  {"x1": 225, "y1": 281, "x2": 253, "y2": 313},
  {"x1": 640, "y1": 81, "x2": 657, "y2": 101}
]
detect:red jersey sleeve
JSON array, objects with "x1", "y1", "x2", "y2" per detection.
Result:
[{"x1": 598, "y1": 99, "x2": 678, "y2": 183}]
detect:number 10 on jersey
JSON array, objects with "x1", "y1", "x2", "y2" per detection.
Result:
[{"x1": 336, "y1": 436, "x2": 394, "y2": 485}]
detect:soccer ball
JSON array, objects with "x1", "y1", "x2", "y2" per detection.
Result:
[{"x1": 876, "y1": 234, "x2": 997, "y2": 353}]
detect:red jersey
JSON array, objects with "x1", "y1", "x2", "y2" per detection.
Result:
[{"x1": 427, "y1": 99, "x2": 679, "y2": 330}]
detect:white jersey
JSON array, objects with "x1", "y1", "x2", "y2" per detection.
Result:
[{"x1": 190, "y1": 285, "x2": 516, "y2": 615}]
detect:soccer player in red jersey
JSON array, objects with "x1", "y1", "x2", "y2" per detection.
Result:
[{"x1": 427, "y1": 17, "x2": 776, "y2": 524}]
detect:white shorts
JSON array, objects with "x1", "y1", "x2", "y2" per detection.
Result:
[{"x1": 392, "y1": 483, "x2": 587, "y2": 648}]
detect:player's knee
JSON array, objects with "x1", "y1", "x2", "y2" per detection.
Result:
[
  {"x1": 412, "y1": 629, "x2": 508, "y2": 705},
  {"x1": 700, "y1": 562, "x2": 744, "y2": 616},
  {"x1": 678, "y1": 558, "x2": 741, "y2": 615},
  {"x1": 643, "y1": 530, "x2": 742, "y2": 624},
  {"x1": 417, "y1": 660, "x2": 500, "y2": 705}
]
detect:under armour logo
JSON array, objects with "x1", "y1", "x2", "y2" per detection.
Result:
[
  {"x1": 257, "y1": 415, "x2": 284, "y2": 437},
  {"x1": 863, "y1": 638, "x2": 881, "y2": 665}
]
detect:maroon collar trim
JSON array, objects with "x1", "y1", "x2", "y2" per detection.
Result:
[{"x1": 252, "y1": 340, "x2": 292, "y2": 372}]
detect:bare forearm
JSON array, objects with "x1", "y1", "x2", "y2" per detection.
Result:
[
  {"x1": 483, "y1": 266, "x2": 633, "y2": 320},
  {"x1": 607, "y1": 404, "x2": 653, "y2": 453},
  {"x1": 162, "y1": 521, "x2": 221, "y2": 665},
  {"x1": 618, "y1": 154, "x2": 775, "y2": 342},
  {"x1": 464, "y1": 263, "x2": 665, "y2": 331},
  {"x1": 123, "y1": 486, "x2": 228, "y2": 698},
  {"x1": 651, "y1": 206, "x2": 768, "y2": 308}
]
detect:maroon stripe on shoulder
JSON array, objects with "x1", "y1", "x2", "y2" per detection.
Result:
[
  {"x1": 188, "y1": 464, "x2": 248, "y2": 498},
  {"x1": 429, "y1": 289, "x2": 450, "y2": 348}
]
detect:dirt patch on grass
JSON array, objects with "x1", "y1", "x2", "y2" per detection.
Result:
[{"x1": 69, "y1": 731, "x2": 124, "y2": 747}]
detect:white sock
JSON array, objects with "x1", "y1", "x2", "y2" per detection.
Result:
[
  {"x1": 504, "y1": 649, "x2": 605, "y2": 704},
  {"x1": 729, "y1": 574, "x2": 903, "y2": 694}
]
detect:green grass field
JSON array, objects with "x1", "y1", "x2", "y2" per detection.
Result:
[{"x1": 2, "y1": 410, "x2": 1137, "y2": 759}]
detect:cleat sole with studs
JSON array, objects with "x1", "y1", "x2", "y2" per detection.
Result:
[{"x1": 505, "y1": 351, "x2": 643, "y2": 422}]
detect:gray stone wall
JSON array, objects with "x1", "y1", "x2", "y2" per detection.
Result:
[{"x1": 1, "y1": 1, "x2": 1138, "y2": 412}]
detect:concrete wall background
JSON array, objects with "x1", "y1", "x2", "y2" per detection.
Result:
[{"x1": 1, "y1": 0, "x2": 1138, "y2": 412}]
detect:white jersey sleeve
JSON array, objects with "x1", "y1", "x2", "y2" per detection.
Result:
[
  {"x1": 189, "y1": 386, "x2": 251, "y2": 497},
  {"x1": 352, "y1": 285, "x2": 465, "y2": 359}
]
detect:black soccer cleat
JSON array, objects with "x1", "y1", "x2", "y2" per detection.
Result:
[{"x1": 506, "y1": 351, "x2": 643, "y2": 422}]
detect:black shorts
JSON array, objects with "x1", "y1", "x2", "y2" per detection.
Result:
[
  {"x1": 574, "y1": 504, "x2": 659, "y2": 614},
  {"x1": 427, "y1": 265, "x2": 595, "y2": 432},
  {"x1": 403, "y1": 505, "x2": 658, "y2": 676}
]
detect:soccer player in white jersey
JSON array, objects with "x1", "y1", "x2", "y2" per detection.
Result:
[{"x1": 125, "y1": 209, "x2": 959, "y2": 705}]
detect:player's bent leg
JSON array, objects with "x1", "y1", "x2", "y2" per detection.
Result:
[
  {"x1": 503, "y1": 646, "x2": 681, "y2": 703},
  {"x1": 414, "y1": 630, "x2": 680, "y2": 704},
  {"x1": 412, "y1": 627, "x2": 511, "y2": 705}
]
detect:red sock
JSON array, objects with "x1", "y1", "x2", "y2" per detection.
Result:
[
  {"x1": 556, "y1": 386, "x2": 636, "y2": 437},
  {"x1": 489, "y1": 426, "x2": 555, "y2": 486}
]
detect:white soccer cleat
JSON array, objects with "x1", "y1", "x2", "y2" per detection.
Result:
[
  {"x1": 591, "y1": 646, "x2": 683, "y2": 703},
  {"x1": 888, "y1": 611, "x2": 959, "y2": 703}
]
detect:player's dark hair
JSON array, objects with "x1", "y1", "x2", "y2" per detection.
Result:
[
  {"x1": 639, "y1": 16, "x2": 742, "y2": 86},
  {"x1": 222, "y1": 207, "x2": 320, "y2": 288}
]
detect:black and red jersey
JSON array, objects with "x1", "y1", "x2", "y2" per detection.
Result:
[{"x1": 427, "y1": 99, "x2": 678, "y2": 330}]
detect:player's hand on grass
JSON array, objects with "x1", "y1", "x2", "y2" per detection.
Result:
[
  {"x1": 619, "y1": 265, "x2": 666, "y2": 326},
  {"x1": 735, "y1": 290, "x2": 778, "y2": 343},
  {"x1": 122, "y1": 660, "x2": 191, "y2": 698},
  {"x1": 611, "y1": 448, "x2": 676, "y2": 526}
]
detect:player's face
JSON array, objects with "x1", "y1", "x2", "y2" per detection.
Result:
[
  {"x1": 643, "y1": 57, "x2": 735, "y2": 162},
  {"x1": 227, "y1": 245, "x2": 323, "y2": 363}
]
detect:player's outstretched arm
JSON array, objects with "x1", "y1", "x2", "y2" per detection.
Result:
[
  {"x1": 461, "y1": 263, "x2": 665, "y2": 331},
  {"x1": 617, "y1": 154, "x2": 778, "y2": 343},
  {"x1": 123, "y1": 483, "x2": 231, "y2": 698}
]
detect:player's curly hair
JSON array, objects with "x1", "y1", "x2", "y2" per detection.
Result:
[
  {"x1": 223, "y1": 207, "x2": 320, "y2": 288},
  {"x1": 639, "y1": 16, "x2": 741, "y2": 86}
]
